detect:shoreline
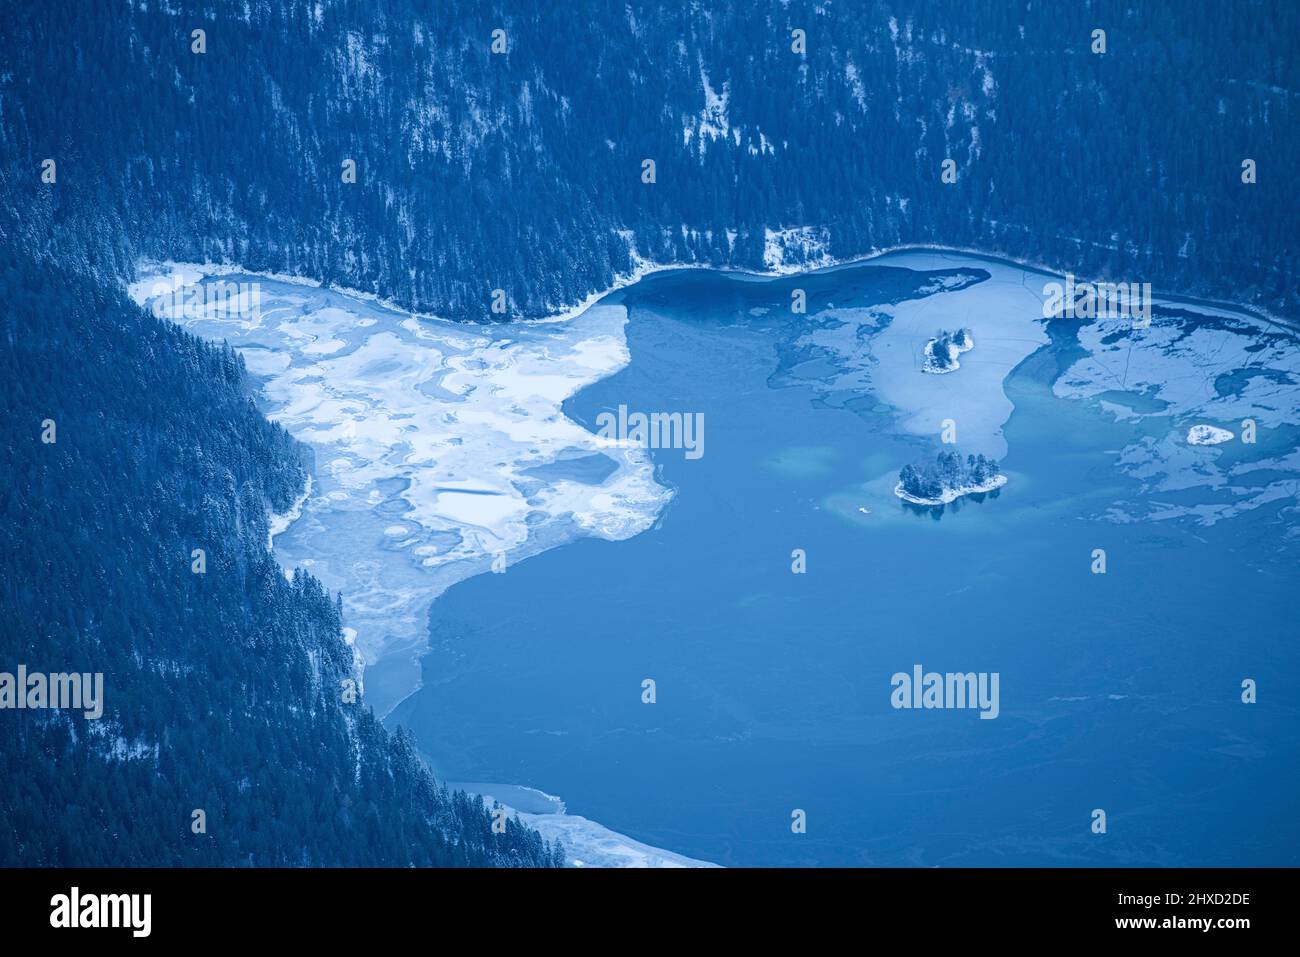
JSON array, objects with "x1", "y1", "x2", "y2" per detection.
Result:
[
  {"x1": 131, "y1": 240, "x2": 1299, "y2": 338},
  {"x1": 560, "y1": 242, "x2": 1300, "y2": 337},
  {"x1": 267, "y1": 474, "x2": 313, "y2": 552},
  {"x1": 450, "y1": 782, "x2": 718, "y2": 868}
]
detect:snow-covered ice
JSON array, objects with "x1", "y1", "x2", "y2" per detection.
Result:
[
  {"x1": 456, "y1": 782, "x2": 716, "y2": 868},
  {"x1": 1055, "y1": 293, "x2": 1300, "y2": 524},
  {"x1": 131, "y1": 263, "x2": 671, "y2": 699},
  {"x1": 131, "y1": 261, "x2": 703, "y2": 867},
  {"x1": 783, "y1": 250, "x2": 1053, "y2": 464}
]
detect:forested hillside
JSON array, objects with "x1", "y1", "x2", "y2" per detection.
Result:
[
  {"x1": 1, "y1": 0, "x2": 1295, "y2": 319},
  {"x1": 0, "y1": 0, "x2": 1294, "y2": 868},
  {"x1": 0, "y1": 245, "x2": 560, "y2": 866}
]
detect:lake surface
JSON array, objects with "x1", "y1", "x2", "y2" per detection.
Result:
[
  {"x1": 137, "y1": 252, "x2": 1300, "y2": 867},
  {"x1": 393, "y1": 257, "x2": 1300, "y2": 867}
]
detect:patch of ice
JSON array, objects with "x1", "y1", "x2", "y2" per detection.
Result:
[
  {"x1": 132, "y1": 263, "x2": 672, "y2": 718},
  {"x1": 1187, "y1": 424, "x2": 1234, "y2": 446},
  {"x1": 786, "y1": 251, "x2": 1053, "y2": 460},
  {"x1": 1055, "y1": 292, "x2": 1300, "y2": 524}
]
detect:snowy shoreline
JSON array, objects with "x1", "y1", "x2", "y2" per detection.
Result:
[
  {"x1": 267, "y1": 474, "x2": 312, "y2": 551},
  {"x1": 572, "y1": 242, "x2": 1299, "y2": 336},
  {"x1": 130, "y1": 240, "x2": 1298, "y2": 335},
  {"x1": 452, "y1": 782, "x2": 717, "y2": 868}
]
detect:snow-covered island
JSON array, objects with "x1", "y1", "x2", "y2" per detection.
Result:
[
  {"x1": 896, "y1": 450, "x2": 1006, "y2": 505},
  {"x1": 1187, "y1": 424, "x2": 1235, "y2": 446},
  {"x1": 922, "y1": 327, "x2": 974, "y2": 374}
]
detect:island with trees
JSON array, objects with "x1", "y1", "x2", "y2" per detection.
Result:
[
  {"x1": 923, "y1": 328, "x2": 974, "y2": 374},
  {"x1": 896, "y1": 450, "x2": 1006, "y2": 505}
]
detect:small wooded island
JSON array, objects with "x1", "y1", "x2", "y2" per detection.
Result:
[
  {"x1": 896, "y1": 450, "x2": 1006, "y2": 505},
  {"x1": 922, "y1": 327, "x2": 974, "y2": 374}
]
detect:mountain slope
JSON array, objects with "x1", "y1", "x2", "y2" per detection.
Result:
[
  {"x1": 0, "y1": 0, "x2": 1294, "y2": 319},
  {"x1": 0, "y1": 247, "x2": 559, "y2": 866}
]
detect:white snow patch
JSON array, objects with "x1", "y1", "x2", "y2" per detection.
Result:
[
  {"x1": 268, "y1": 474, "x2": 313, "y2": 552},
  {"x1": 132, "y1": 263, "x2": 672, "y2": 696},
  {"x1": 762, "y1": 226, "x2": 832, "y2": 273},
  {"x1": 463, "y1": 784, "x2": 717, "y2": 868},
  {"x1": 1187, "y1": 424, "x2": 1235, "y2": 446}
]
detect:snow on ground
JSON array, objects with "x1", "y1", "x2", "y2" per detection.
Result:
[
  {"x1": 762, "y1": 226, "x2": 834, "y2": 273},
  {"x1": 267, "y1": 475, "x2": 313, "y2": 552},
  {"x1": 864, "y1": 251, "x2": 1053, "y2": 459},
  {"x1": 455, "y1": 782, "x2": 716, "y2": 867},
  {"x1": 520, "y1": 810, "x2": 718, "y2": 868}
]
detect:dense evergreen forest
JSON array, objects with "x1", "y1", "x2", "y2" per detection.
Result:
[
  {"x1": 0, "y1": 0, "x2": 1295, "y2": 320},
  {"x1": 0, "y1": 0, "x2": 1294, "y2": 867},
  {"x1": 0, "y1": 244, "x2": 560, "y2": 866}
]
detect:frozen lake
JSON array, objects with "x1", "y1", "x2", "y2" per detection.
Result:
[{"x1": 134, "y1": 251, "x2": 1300, "y2": 866}]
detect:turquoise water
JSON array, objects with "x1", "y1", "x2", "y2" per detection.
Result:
[{"x1": 390, "y1": 264, "x2": 1300, "y2": 866}]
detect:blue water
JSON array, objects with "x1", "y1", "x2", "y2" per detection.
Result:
[{"x1": 390, "y1": 264, "x2": 1300, "y2": 866}]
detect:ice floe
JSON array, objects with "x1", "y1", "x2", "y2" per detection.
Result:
[{"x1": 1187, "y1": 424, "x2": 1235, "y2": 446}]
